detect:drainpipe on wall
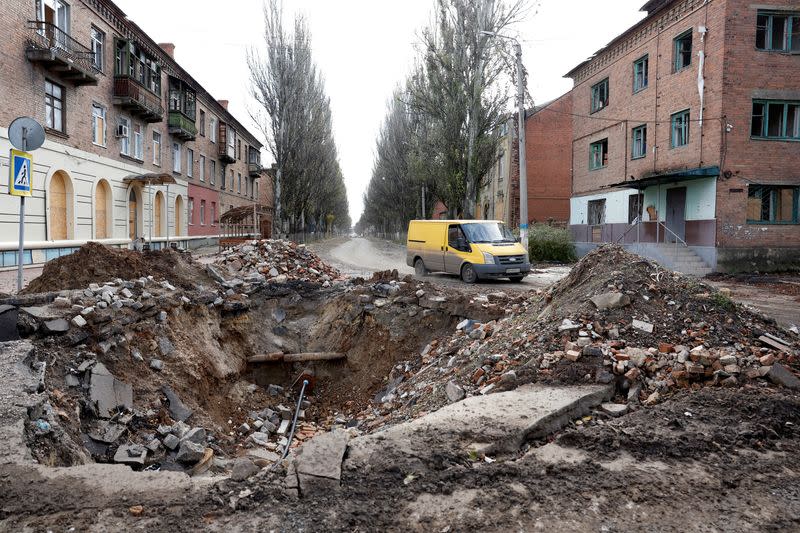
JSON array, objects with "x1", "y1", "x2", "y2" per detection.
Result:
[{"x1": 697, "y1": 24, "x2": 707, "y2": 167}]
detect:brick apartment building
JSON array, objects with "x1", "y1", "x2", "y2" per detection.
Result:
[
  {"x1": 0, "y1": 0, "x2": 262, "y2": 267},
  {"x1": 566, "y1": 0, "x2": 799, "y2": 273},
  {"x1": 479, "y1": 95, "x2": 573, "y2": 229}
]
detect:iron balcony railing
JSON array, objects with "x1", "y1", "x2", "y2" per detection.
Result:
[
  {"x1": 26, "y1": 20, "x2": 99, "y2": 76},
  {"x1": 113, "y1": 76, "x2": 164, "y2": 121}
]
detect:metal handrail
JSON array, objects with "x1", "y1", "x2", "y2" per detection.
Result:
[
  {"x1": 657, "y1": 221, "x2": 688, "y2": 247},
  {"x1": 615, "y1": 220, "x2": 641, "y2": 243},
  {"x1": 27, "y1": 21, "x2": 98, "y2": 74}
]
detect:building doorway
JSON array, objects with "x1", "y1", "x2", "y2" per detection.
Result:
[
  {"x1": 128, "y1": 188, "x2": 139, "y2": 240},
  {"x1": 665, "y1": 187, "x2": 687, "y2": 243}
]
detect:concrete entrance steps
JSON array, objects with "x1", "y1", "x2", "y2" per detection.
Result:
[
  {"x1": 654, "y1": 244, "x2": 713, "y2": 277},
  {"x1": 344, "y1": 384, "x2": 612, "y2": 474},
  {"x1": 628, "y1": 243, "x2": 713, "y2": 277}
]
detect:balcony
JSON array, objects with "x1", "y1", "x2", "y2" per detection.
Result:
[
  {"x1": 113, "y1": 77, "x2": 163, "y2": 122},
  {"x1": 25, "y1": 21, "x2": 99, "y2": 86},
  {"x1": 168, "y1": 112, "x2": 197, "y2": 141},
  {"x1": 218, "y1": 123, "x2": 236, "y2": 164},
  {"x1": 248, "y1": 162, "x2": 262, "y2": 177}
]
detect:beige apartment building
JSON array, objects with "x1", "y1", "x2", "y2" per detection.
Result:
[{"x1": 0, "y1": 0, "x2": 262, "y2": 267}]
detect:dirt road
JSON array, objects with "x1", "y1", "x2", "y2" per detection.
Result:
[{"x1": 311, "y1": 236, "x2": 570, "y2": 290}]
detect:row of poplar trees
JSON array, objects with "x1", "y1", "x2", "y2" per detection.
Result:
[
  {"x1": 248, "y1": 0, "x2": 351, "y2": 236},
  {"x1": 357, "y1": 0, "x2": 528, "y2": 236}
]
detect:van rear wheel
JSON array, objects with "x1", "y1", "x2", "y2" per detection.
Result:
[
  {"x1": 509, "y1": 275, "x2": 525, "y2": 283},
  {"x1": 414, "y1": 258, "x2": 428, "y2": 277},
  {"x1": 461, "y1": 263, "x2": 478, "y2": 284}
]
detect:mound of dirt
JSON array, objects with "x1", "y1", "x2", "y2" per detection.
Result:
[
  {"x1": 22, "y1": 242, "x2": 212, "y2": 294},
  {"x1": 356, "y1": 245, "x2": 799, "y2": 429}
]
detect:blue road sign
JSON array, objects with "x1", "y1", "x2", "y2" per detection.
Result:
[{"x1": 9, "y1": 149, "x2": 33, "y2": 197}]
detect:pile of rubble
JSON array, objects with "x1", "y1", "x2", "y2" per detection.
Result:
[
  {"x1": 352, "y1": 245, "x2": 799, "y2": 428},
  {"x1": 214, "y1": 240, "x2": 341, "y2": 285}
]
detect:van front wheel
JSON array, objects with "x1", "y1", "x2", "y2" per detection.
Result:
[
  {"x1": 461, "y1": 263, "x2": 478, "y2": 284},
  {"x1": 414, "y1": 258, "x2": 428, "y2": 277}
]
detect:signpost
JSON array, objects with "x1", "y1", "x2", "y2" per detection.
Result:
[{"x1": 7, "y1": 117, "x2": 46, "y2": 292}]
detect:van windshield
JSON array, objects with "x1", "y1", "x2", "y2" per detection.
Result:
[{"x1": 461, "y1": 222, "x2": 516, "y2": 243}]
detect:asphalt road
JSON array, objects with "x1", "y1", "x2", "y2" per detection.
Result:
[{"x1": 310, "y1": 237, "x2": 570, "y2": 291}]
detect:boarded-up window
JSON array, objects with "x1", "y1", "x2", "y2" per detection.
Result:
[
  {"x1": 95, "y1": 180, "x2": 110, "y2": 239},
  {"x1": 154, "y1": 191, "x2": 164, "y2": 237},
  {"x1": 748, "y1": 185, "x2": 799, "y2": 223},
  {"x1": 50, "y1": 171, "x2": 68, "y2": 240}
]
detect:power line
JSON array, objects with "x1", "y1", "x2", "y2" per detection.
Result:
[{"x1": 533, "y1": 105, "x2": 723, "y2": 125}]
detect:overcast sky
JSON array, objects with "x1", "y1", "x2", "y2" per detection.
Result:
[{"x1": 114, "y1": 0, "x2": 646, "y2": 223}]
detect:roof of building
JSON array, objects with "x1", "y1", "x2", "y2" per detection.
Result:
[
  {"x1": 89, "y1": 0, "x2": 262, "y2": 149},
  {"x1": 563, "y1": 0, "x2": 681, "y2": 81}
]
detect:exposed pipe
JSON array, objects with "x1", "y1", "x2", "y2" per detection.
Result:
[{"x1": 280, "y1": 379, "x2": 309, "y2": 461}]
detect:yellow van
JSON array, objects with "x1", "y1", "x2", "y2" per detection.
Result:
[{"x1": 406, "y1": 220, "x2": 530, "y2": 283}]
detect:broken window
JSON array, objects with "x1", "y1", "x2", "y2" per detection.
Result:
[
  {"x1": 752, "y1": 100, "x2": 800, "y2": 139},
  {"x1": 757, "y1": 12, "x2": 800, "y2": 52},
  {"x1": 588, "y1": 199, "x2": 606, "y2": 226},
  {"x1": 628, "y1": 193, "x2": 644, "y2": 224},
  {"x1": 671, "y1": 110, "x2": 690, "y2": 147},
  {"x1": 674, "y1": 30, "x2": 692, "y2": 71},
  {"x1": 591, "y1": 78, "x2": 609, "y2": 113},
  {"x1": 590, "y1": 138, "x2": 608, "y2": 170},
  {"x1": 747, "y1": 185, "x2": 799, "y2": 224},
  {"x1": 631, "y1": 125, "x2": 647, "y2": 159},
  {"x1": 633, "y1": 55, "x2": 648, "y2": 92}
]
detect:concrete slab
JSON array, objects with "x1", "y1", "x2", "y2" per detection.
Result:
[
  {"x1": 89, "y1": 363, "x2": 133, "y2": 418},
  {"x1": 294, "y1": 429, "x2": 351, "y2": 497},
  {"x1": 0, "y1": 340, "x2": 42, "y2": 465},
  {"x1": 345, "y1": 384, "x2": 612, "y2": 473}
]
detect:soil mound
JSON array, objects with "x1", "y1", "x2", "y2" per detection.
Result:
[{"x1": 22, "y1": 242, "x2": 210, "y2": 294}]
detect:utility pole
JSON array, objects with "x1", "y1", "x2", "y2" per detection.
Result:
[
  {"x1": 480, "y1": 31, "x2": 528, "y2": 246},
  {"x1": 515, "y1": 41, "x2": 528, "y2": 247}
]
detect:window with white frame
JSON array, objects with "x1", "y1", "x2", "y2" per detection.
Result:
[
  {"x1": 200, "y1": 200, "x2": 206, "y2": 225},
  {"x1": 187, "y1": 148, "x2": 194, "y2": 178},
  {"x1": 91, "y1": 26, "x2": 104, "y2": 71},
  {"x1": 199, "y1": 154, "x2": 205, "y2": 182},
  {"x1": 153, "y1": 131, "x2": 161, "y2": 165},
  {"x1": 210, "y1": 160, "x2": 216, "y2": 185},
  {"x1": 92, "y1": 103, "x2": 106, "y2": 146},
  {"x1": 173, "y1": 143, "x2": 181, "y2": 173},
  {"x1": 133, "y1": 123, "x2": 143, "y2": 160},
  {"x1": 671, "y1": 110, "x2": 690, "y2": 147},
  {"x1": 210, "y1": 117, "x2": 217, "y2": 143},
  {"x1": 119, "y1": 116, "x2": 131, "y2": 155}
]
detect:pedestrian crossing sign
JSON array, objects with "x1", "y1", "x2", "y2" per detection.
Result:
[{"x1": 9, "y1": 149, "x2": 33, "y2": 197}]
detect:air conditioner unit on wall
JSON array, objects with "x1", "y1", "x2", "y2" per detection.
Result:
[{"x1": 116, "y1": 123, "x2": 129, "y2": 138}]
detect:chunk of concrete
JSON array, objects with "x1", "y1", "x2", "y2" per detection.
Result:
[
  {"x1": 767, "y1": 364, "x2": 800, "y2": 390},
  {"x1": 600, "y1": 403, "x2": 629, "y2": 417},
  {"x1": 158, "y1": 337, "x2": 175, "y2": 357},
  {"x1": 181, "y1": 427, "x2": 206, "y2": 445},
  {"x1": 162, "y1": 385, "x2": 192, "y2": 422},
  {"x1": 42, "y1": 319, "x2": 70, "y2": 334},
  {"x1": 89, "y1": 363, "x2": 133, "y2": 418},
  {"x1": 445, "y1": 381, "x2": 465, "y2": 403},
  {"x1": 87, "y1": 421, "x2": 127, "y2": 443},
  {"x1": 295, "y1": 429, "x2": 351, "y2": 495},
  {"x1": 176, "y1": 440, "x2": 205, "y2": 463},
  {"x1": 230, "y1": 457, "x2": 260, "y2": 481},
  {"x1": 163, "y1": 433, "x2": 180, "y2": 450},
  {"x1": 346, "y1": 384, "x2": 612, "y2": 473},
  {"x1": 631, "y1": 319, "x2": 654, "y2": 334},
  {"x1": 114, "y1": 444, "x2": 147, "y2": 466},
  {"x1": 590, "y1": 292, "x2": 631, "y2": 311}
]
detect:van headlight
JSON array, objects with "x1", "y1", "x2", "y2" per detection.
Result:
[{"x1": 482, "y1": 252, "x2": 495, "y2": 265}]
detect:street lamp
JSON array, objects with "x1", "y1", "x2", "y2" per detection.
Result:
[{"x1": 481, "y1": 31, "x2": 528, "y2": 248}]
